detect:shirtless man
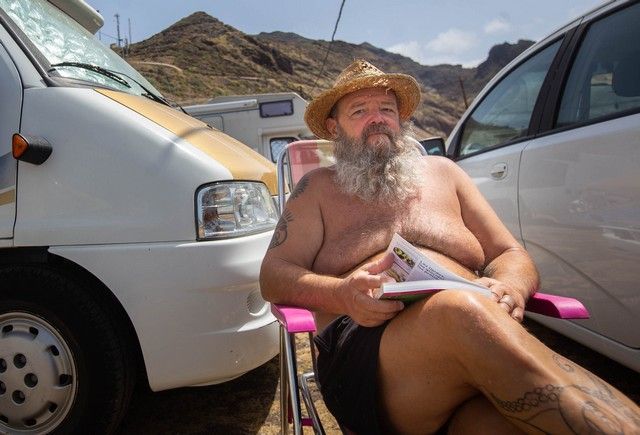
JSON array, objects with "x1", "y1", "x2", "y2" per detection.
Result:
[{"x1": 260, "y1": 60, "x2": 640, "y2": 434}]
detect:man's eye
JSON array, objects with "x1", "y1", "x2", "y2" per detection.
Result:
[{"x1": 351, "y1": 109, "x2": 365, "y2": 116}]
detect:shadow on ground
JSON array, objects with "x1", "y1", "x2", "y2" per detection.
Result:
[
  {"x1": 524, "y1": 319, "x2": 640, "y2": 403},
  {"x1": 119, "y1": 319, "x2": 639, "y2": 434},
  {"x1": 118, "y1": 356, "x2": 281, "y2": 434}
]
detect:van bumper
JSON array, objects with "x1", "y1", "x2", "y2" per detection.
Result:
[{"x1": 50, "y1": 231, "x2": 279, "y2": 391}]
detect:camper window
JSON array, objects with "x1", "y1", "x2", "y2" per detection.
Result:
[
  {"x1": 260, "y1": 100, "x2": 294, "y2": 118},
  {"x1": 270, "y1": 137, "x2": 296, "y2": 162}
]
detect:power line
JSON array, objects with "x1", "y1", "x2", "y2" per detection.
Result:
[{"x1": 311, "y1": 0, "x2": 346, "y2": 94}]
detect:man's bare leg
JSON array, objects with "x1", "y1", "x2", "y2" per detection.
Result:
[
  {"x1": 447, "y1": 395, "x2": 525, "y2": 434},
  {"x1": 378, "y1": 290, "x2": 640, "y2": 434}
]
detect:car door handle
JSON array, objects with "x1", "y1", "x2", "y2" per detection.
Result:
[{"x1": 490, "y1": 162, "x2": 508, "y2": 180}]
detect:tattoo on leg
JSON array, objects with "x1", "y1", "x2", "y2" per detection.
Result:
[
  {"x1": 553, "y1": 353, "x2": 576, "y2": 373},
  {"x1": 492, "y1": 385, "x2": 563, "y2": 413},
  {"x1": 289, "y1": 175, "x2": 310, "y2": 201},
  {"x1": 575, "y1": 399, "x2": 623, "y2": 434},
  {"x1": 492, "y1": 380, "x2": 639, "y2": 434},
  {"x1": 552, "y1": 353, "x2": 640, "y2": 426},
  {"x1": 268, "y1": 210, "x2": 293, "y2": 249},
  {"x1": 574, "y1": 372, "x2": 640, "y2": 427}
]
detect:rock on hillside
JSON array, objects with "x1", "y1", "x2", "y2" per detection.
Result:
[
  {"x1": 124, "y1": 12, "x2": 533, "y2": 139},
  {"x1": 473, "y1": 39, "x2": 535, "y2": 91},
  {"x1": 126, "y1": 12, "x2": 297, "y2": 101}
]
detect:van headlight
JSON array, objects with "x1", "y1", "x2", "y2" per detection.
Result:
[{"x1": 196, "y1": 181, "x2": 279, "y2": 240}]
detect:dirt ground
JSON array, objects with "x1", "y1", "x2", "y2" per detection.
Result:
[{"x1": 117, "y1": 319, "x2": 639, "y2": 434}]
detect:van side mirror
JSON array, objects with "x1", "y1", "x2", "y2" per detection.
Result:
[{"x1": 419, "y1": 137, "x2": 446, "y2": 156}]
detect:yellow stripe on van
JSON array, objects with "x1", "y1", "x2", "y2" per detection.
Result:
[
  {"x1": 0, "y1": 189, "x2": 15, "y2": 206},
  {"x1": 95, "y1": 89, "x2": 278, "y2": 194}
]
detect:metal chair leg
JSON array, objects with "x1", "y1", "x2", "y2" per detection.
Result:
[
  {"x1": 279, "y1": 327, "x2": 290, "y2": 434},
  {"x1": 283, "y1": 330, "x2": 303, "y2": 435},
  {"x1": 300, "y1": 371, "x2": 326, "y2": 434}
]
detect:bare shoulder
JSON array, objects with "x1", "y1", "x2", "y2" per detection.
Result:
[
  {"x1": 418, "y1": 155, "x2": 467, "y2": 183},
  {"x1": 421, "y1": 155, "x2": 460, "y2": 171},
  {"x1": 289, "y1": 167, "x2": 336, "y2": 202},
  {"x1": 266, "y1": 167, "x2": 330, "y2": 260}
]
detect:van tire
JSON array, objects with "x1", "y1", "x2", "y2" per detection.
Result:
[{"x1": 0, "y1": 265, "x2": 135, "y2": 434}]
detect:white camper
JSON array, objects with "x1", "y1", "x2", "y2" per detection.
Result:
[
  {"x1": 0, "y1": 0, "x2": 279, "y2": 433},
  {"x1": 184, "y1": 92, "x2": 313, "y2": 161}
]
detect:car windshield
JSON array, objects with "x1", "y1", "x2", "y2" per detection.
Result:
[{"x1": 0, "y1": 0, "x2": 162, "y2": 98}]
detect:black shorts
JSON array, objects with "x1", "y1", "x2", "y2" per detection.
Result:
[{"x1": 313, "y1": 315, "x2": 389, "y2": 434}]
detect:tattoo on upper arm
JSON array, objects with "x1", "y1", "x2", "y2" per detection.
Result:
[
  {"x1": 268, "y1": 210, "x2": 293, "y2": 250},
  {"x1": 289, "y1": 175, "x2": 310, "y2": 201}
]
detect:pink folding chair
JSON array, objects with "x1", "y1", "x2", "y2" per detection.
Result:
[{"x1": 271, "y1": 140, "x2": 590, "y2": 435}]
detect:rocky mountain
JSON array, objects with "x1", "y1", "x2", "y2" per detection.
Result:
[{"x1": 124, "y1": 12, "x2": 534, "y2": 138}]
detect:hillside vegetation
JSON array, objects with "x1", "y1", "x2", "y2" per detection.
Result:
[{"x1": 124, "y1": 12, "x2": 533, "y2": 139}]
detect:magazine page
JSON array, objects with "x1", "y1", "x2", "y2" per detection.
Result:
[
  {"x1": 385, "y1": 233, "x2": 480, "y2": 286},
  {"x1": 383, "y1": 233, "x2": 422, "y2": 282},
  {"x1": 380, "y1": 233, "x2": 491, "y2": 300}
]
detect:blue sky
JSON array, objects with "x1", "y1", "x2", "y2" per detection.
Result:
[{"x1": 87, "y1": 0, "x2": 604, "y2": 67}]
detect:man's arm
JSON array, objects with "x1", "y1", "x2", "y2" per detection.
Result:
[
  {"x1": 446, "y1": 159, "x2": 539, "y2": 321},
  {"x1": 259, "y1": 171, "x2": 403, "y2": 327}
]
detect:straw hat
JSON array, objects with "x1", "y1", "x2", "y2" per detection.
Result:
[{"x1": 304, "y1": 59, "x2": 421, "y2": 140}]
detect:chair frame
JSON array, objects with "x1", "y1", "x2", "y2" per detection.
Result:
[{"x1": 272, "y1": 140, "x2": 589, "y2": 435}]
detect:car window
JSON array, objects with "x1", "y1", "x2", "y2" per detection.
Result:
[
  {"x1": 556, "y1": 3, "x2": 640, "y2": 127},
  {"x1": 458, "y1": 40, "x2": 561, "y2": 157}
]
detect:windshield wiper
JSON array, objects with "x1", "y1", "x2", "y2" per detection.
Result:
[
  {"x1": 106, "y1": 68, "x2": 188, "y2": 114},
  {"x1": 49, "y1": 61, "x2": 188, "y2": 113},
  {"x1": 49, "y1": 61, "x2": 131, "y2": 89}
]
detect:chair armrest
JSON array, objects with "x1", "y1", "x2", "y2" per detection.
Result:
[
  {"x1": 271, "y1": 304, "x2": 317, "y2": 333},
  {"x1": 525, "y1": 292, "x2": 589, "y2": 319},
  {"x1": 271, "y1": 292, "x2": 589, "y2": 334}
]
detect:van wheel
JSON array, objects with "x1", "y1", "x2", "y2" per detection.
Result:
[{"x1": 0, "y1": 266, "x2": 135, "y2": 434}]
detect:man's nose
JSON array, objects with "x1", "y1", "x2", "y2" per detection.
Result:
[{"x1": 367, "y1": 109, "x2": 388, "y2": 125}]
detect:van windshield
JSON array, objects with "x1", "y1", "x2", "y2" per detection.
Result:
[{"x1": 0, "y1": 0, "x2": 162, "y2": 98}]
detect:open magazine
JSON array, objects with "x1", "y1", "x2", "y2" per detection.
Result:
[{"x1": 373, "y1": 233, "x2": 492, "y2": 302}]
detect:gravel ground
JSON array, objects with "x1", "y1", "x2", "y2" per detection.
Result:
[{"x1": 118, "y1": 318, "x2": 639, "y2": 434}]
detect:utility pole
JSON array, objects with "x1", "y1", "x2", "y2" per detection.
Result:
[
  {"x1": 458, "y1": 76, "x2": 469, "y2": 109},
  {"x1": 128, "y1": 18, "x2": 132, "y2": 45},
  {"x1": 115, "y1": 13, "x2": 121, "y2": 48}
]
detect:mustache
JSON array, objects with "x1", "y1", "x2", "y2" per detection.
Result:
[
  {"x1": 361, "y1": 123, "x2": 395, "y2": 141},
  {"x1": 333, "y1": 122, "x2": 421, "y2": 204}
]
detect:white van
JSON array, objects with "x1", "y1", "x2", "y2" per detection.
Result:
[
  {"x1": 0, "y1": 0, "x2": 280, "y2": 433},
  {"x1": 184, "y1": 92, "x2": 313, "y2": 162}
]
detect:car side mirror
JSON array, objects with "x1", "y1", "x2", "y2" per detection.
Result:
[{"x1": 419, "y1": 137, "x2": 445, "y2": 156}]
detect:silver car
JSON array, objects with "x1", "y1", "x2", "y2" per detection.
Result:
[{"x1": 444, "y1": 0, "x2": 640, "y2": 371}]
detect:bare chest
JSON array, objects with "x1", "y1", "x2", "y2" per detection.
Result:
[{"x1": 313, "y1": 186, "x2": 485, "y2": 275}]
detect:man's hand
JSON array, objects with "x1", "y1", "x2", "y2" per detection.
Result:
[
  {"x1": 475, "y1": 277, "x2": 526, "y2": 322},
  {"x1": 335, "y1": 253, "x2": 404, "y2": 327}
]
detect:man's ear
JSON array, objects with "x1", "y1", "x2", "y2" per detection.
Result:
[{"x1": 325, "y1": 118, "x2": 338, "y2": 139}]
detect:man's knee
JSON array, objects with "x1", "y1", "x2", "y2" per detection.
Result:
[
  {"x1": 384, "y1": 289, "x2": 522, "y2": 365},
  {"x1": 401, "y1": 290, "x2": 518, "y2": 346},
  {"x1": 415, "y1": 290, "x2": 498, "y2": 326}
]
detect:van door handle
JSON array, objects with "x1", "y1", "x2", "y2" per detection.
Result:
[{"x1": 490, "y1": 163, "x2": 507, "y2": 180}]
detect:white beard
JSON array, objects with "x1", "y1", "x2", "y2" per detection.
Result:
[{"x1": 333, "y1": 122, "x2": 421, "y2": 204}]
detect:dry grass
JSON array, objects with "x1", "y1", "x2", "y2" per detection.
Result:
[{"x1": 118, "y1": 318, "x2": 639, "y2": 434}]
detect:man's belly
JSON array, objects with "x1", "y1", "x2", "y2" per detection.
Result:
[{"x1": 314, "y1": 246, "x2": 479, "y2": 332}]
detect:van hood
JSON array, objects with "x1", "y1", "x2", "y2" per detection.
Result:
[{"x1": 95, "y1": 89, "x2": 278, "y2": 194}]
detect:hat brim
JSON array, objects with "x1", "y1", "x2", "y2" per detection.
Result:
[{"x1": 304, "y1": 73, "x2": 421, "y2": 140}]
